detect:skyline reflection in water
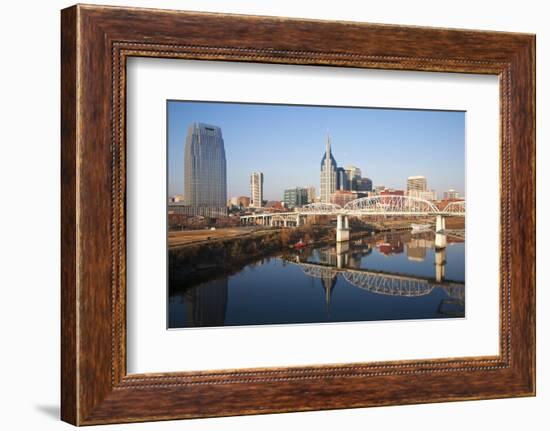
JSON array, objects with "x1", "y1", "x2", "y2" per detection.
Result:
[{"x1": 168, "y1": 231, "x2": 465, "y2": 329}]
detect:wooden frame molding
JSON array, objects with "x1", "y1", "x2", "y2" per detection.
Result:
[{"x1": 61, "y1": 4, "x2": 535, "y2": 425}]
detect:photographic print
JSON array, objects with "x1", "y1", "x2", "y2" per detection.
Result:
[{"x1": 167, "y1": 101, "x2": 465, "y2": 329}]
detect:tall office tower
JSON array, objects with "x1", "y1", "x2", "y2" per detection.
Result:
[
  {"x1": 407, "y1": 175, "x2": 428, "y2": 198},
  {"x1": 345, "y1": 166, "x2": 362, "y2": 181},
  {"x1": 184, "y1": 123, "x2": 227, "y2": 213},
  {"x1": 336, "y1": 167, "x2": 348, "y2": 191},
  {"x1": 250, "y1": 171, "x2": 264, "y2": 207},
  {"x1": 345, "y1": 165, "x2": 362, "y2": 191},
  {"x1": 320, "y1": 135, "x2": 338, "y2": 203}
]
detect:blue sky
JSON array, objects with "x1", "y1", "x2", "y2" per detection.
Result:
[{"x1": 168, "y1": 101, "x2": 465, "y2": 201}]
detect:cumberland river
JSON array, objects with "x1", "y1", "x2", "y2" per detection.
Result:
[{"x1": 168, "y1": 231, "x2": 465, "y2": 329}]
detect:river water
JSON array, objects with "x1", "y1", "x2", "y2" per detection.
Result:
[{"x1": 168, "y1": 231, "x2": 465, "y2": 329}]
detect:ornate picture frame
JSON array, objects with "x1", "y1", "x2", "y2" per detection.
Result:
[{"x1": 61, "y1": 4, "x2": 535, "y2": 425}]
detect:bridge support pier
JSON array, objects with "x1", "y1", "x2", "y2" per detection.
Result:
[
  {"x1": 435, "y1": 215, "x2": 447, "y2": 249},
  {"x1": 296, "y1": 214, "x2": 301, "y2": 227},
  {"x1": 336, "y1": 241, "x2": 350, "y2": 269},
  {"x1": 336, "y1": 214, "x2": 350, "y2": 243},
  {"x1": 435, "y1": 248, "x2": 447, "y2": 283}
]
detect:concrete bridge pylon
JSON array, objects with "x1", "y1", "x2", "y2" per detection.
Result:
[{"x1": 336, "y1": 214, "x2": 350, "y2": 243}]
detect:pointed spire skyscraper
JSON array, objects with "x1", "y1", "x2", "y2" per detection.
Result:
[{"x1": 320, "y1": 134, "x2": 338, "y2": 203}]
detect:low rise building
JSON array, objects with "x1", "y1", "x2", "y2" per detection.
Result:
[
  {"x1": 168, "y1": 203, "x2": 227, "y2": 218},
  {"x1": 379, "y1": 189, "x2": 405, "y2": 196},
  {"x1": 283, "y1": 187, "x2": 308, "y2": 208},
  {"x1": 418, "y1": 190, "x2": 437, "y2": 201},
  {"x1": 306, "y1": 186, "x2": 316, "y2": 204},
  {"x1": 330, "y1": 190, "x2": 359, "y2": 207},
  {"x1": 444, "y1": 189, "x2": 460, "y2": 200},
  {"x1": 229, "y1": 196, "x2": 251, "y2": 208}
]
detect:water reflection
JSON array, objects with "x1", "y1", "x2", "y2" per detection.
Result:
[
  {"x1": 407, "y1": 237, "x2": 432, "y2": 261},
  {"x1": 184, "y1": 277, "x2": 228, "y2": 327},
  {"x1": 169, "y1": 230, "x2": 465, "y2": 328}
]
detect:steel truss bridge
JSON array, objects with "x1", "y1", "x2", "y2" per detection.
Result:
[
  {"x1": 241, "y1": 195, "x2": 465, "y2": 226},
  {"x1": 291, "y1": 261, "x2": 465, "y2": 302}
]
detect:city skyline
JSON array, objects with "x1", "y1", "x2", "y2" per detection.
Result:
[{"x1": 168, "y1": 101, "x2": 465, "y2": 201}]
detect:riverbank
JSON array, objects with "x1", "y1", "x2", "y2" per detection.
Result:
[{"x1": 169, "y1": 225, "x2": 335, "y2": 288}]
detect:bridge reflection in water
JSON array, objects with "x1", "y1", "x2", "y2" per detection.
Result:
[
  {"x1": 168, "y1": 230, "x2": 465, "y2": 328},
  {"x1": 289, "y1": 230, "x2": 465, "y2": 319}
]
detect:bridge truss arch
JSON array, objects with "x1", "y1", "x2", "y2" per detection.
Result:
[
  {"x1": 342, "y1": 272, "x2": 434, "y2": 297},
  {"x1": 301, "y1": 265, "x2": 338, "y2": 280},
  {"x1": 300, "y1": 202, "x2": 342, "y2": 214},
  {"x1": 240, "y1": 195, "x2": 465, "y2": 224},
  {"x1": 441, "y1": 200, "x2": 465, "y2": 216},
  {"x1": 343, "y1": 194, "x2": 440, "y2": 216},
  {"x1": 294, "y1": 261, "x2": 464, "y2": 299}
]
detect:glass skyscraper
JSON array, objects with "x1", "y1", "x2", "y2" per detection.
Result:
[
  {"x1": 336, "y1": 167, "x2": 348, "y2": 191},
  {"x1": 184, "y1": 123, "x2": 227, "y2": 214}
]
